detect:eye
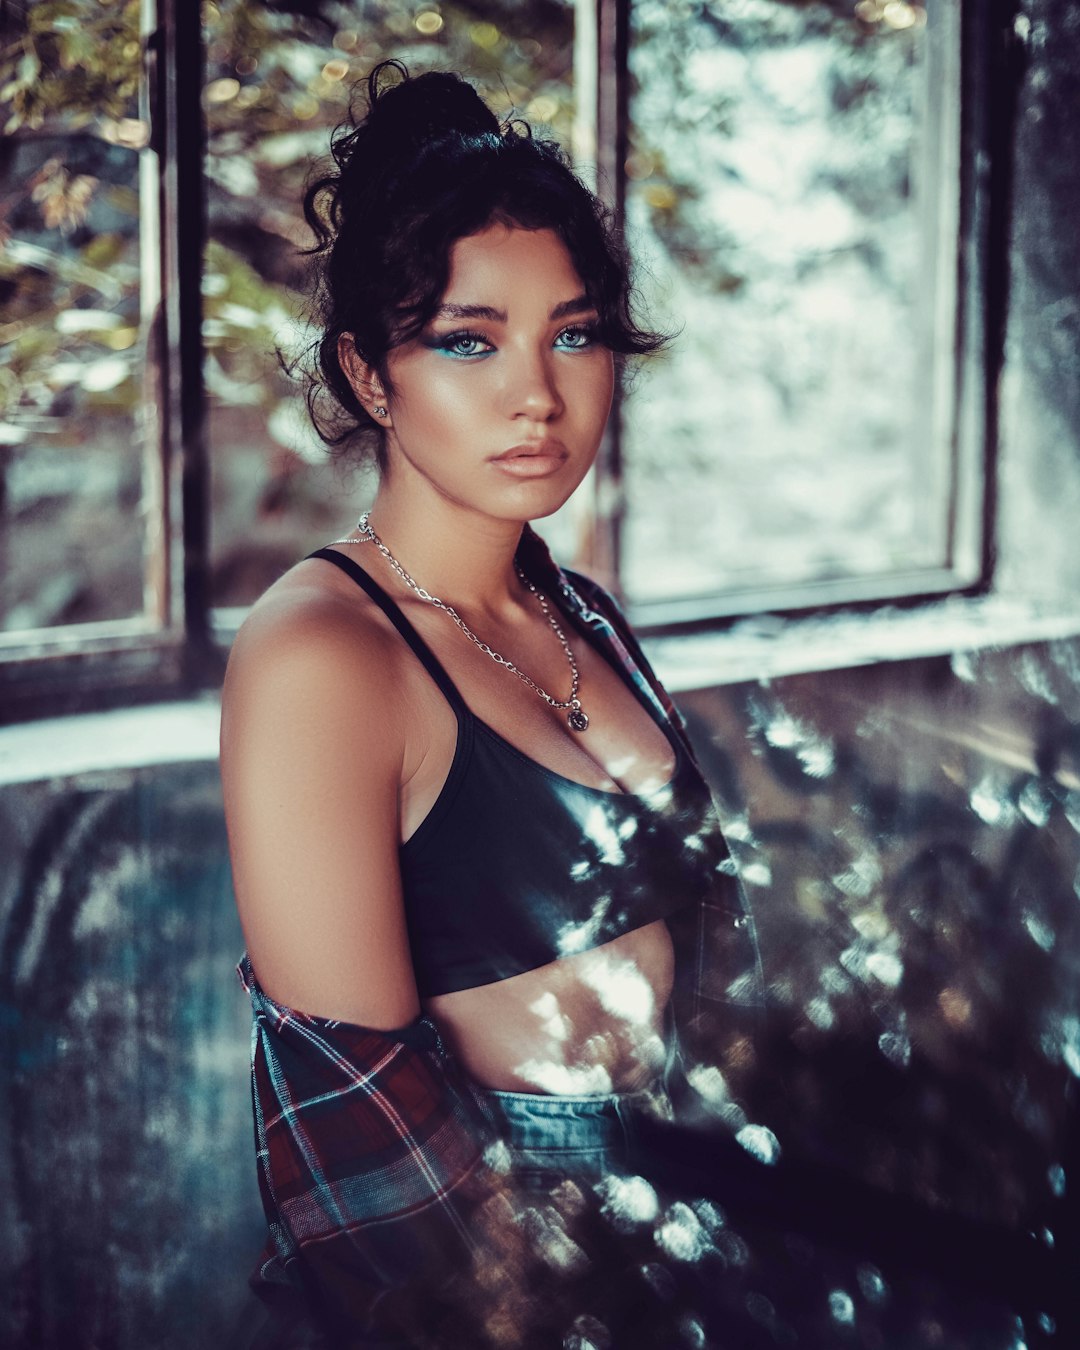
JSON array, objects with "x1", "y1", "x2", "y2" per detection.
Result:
[
  {"x1": 432, "y1": 329, "x2": 494, "y2": 358},
  {"x1": 555, "y1": 323, "x2": 599, "y2": 351}
]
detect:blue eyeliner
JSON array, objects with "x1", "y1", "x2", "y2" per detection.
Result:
[{"x1": 421, "y1": 323, "x2": 600, "y2": 358}]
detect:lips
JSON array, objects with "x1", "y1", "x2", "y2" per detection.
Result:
[
  {"x1": 491, "y1": 440, "x2": 567, "y2": 462},
  {"x1": 491, "y1": 440, "x2": 572, "y2": 477},
  {"x1": 489, "y1": 441, "x2": 569, "y2": 479}
]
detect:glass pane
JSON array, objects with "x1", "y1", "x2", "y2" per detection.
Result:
[
  {"x1": 0, "y1": 1, "x2": 149, "y2": 631},
  {"x1": 205, "y1": 0, "x2": 576, "y2": 609},
  {"x1": 623, "y1": 0, "x2": 947, "y2": 607}
]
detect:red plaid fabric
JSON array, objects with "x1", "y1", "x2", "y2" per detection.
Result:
[{"x1": 239, "y1": 956, "x2": 501, "y2": 1343}]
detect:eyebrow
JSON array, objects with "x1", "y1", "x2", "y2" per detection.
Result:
[{"x1": 433, "y1": 294, "x2": 597, "y2": 323}]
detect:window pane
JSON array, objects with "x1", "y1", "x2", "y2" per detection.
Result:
[
  {"x1": 205, "y1": 0, "x2": 576, "y2": 609},
  {"x1": 623, "y1": 0, "x2": 952, "y2": 609},
  {"x1": 0, "y1": 2, "x2": 150, "y2": 631}
]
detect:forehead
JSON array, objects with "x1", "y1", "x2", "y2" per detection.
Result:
[{"x1": 442, "y1": 224, "x2": 585, "y2": 306}]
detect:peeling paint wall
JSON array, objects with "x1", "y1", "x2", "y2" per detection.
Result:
[
  {"x1": 998, "y1": 0, "x2": 1080, "y2": 601},
  {"x1": 0, "y1": 766, "x2": 262, "y2": 1346}
]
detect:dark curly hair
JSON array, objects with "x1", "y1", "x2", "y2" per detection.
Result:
[{"x1": 301, "y1": 60, "x2": 668, "y2": 469}]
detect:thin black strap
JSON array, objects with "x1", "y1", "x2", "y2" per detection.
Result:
[{"x1": 307, "y1": 547, "x2": 468, "y2": 715}]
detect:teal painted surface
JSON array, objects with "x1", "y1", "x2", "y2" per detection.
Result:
[{"x1": 0, "y1": 764, "x2": 263, "y2": 1348}]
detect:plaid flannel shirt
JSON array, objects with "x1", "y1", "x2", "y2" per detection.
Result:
[{"x1": 237, "y1": 529, "x2": 763, "y2": 1345}]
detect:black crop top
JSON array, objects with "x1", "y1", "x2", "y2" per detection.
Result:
[{"x1": 310, "y1": 547, "x2": 733, "y2": 999}]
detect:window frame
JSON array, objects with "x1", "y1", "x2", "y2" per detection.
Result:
[
  {"x1": 0, "y1": 0, "x2": 219, "y2": 722},
  {"x1": 603, "y1": 0, "x2": 997, "y2": 632},
  {"x1": 0, "y1": 0, "x2": 1013, "y2": 721}
]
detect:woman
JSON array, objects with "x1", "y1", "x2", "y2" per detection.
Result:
[{"x1": 221, "y1": 62, "x2": 759, "y2": 1348}]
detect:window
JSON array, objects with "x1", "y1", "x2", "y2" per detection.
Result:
[
  {"x1": 0, "y1": 0, "x2": 988, "y2": 718},
  {"x1": 201, "y1": 0, "x2": 578, "y2": 612},
  {"x1": 1, "y1": 1, "x2": 157, "y2": 632},
  {"x1": 621, "y1": 0, "x2": 972, "y2": 621}
]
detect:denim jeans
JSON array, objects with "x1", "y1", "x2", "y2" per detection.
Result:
[{"x1": 470, "y1": 1077, "x2": 676, "y2": 1189}]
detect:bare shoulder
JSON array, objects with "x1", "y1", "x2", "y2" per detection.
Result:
[
  {"x1": 222, "y1": 555, "x2": 424, "y2": 767},
  {"x1": 225, "y1": 557, "x2": 401, "y2": 712}
]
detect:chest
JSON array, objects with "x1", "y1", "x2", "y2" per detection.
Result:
[{"x1": 397, "y1": 603, "x2": 678, "y2": 843}]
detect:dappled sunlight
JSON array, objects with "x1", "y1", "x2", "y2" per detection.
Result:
[
  {"x1": 555, "y1": 910, "x2": 608, "y2": 958},
  {"x1": 511, "y1": 1056, "x2": 615, "y2": 1095},
  {"x1": 529, "y1": 989, "x2": 573, "y2": 1043},
  {"x1": 509, "y1": 952, "x2": 668, "y2": 1090},
  {"x1": 577, "y1": 949, "x2": 656, "y2": 1025},
  {"x1": 595, "y1": 1172, "x2": 660, "y2": 1230},
  {"x1": 580, "y1": 802, "x2": 626, "y2": 867}
]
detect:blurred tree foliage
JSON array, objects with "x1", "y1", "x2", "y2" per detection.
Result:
[
  {"x1": 1, "y1": 1, "x2": 144, "y2": 464},
  {"x1": 0, "y1": 0, "x2": 576, "y2": 610},
  {"x1": 0, "y1": 0, "x2": 141, "y2": 132},
  {"x1": 0, "y1": 0, "x2": 576, "y2": 439},
  {"x1": 200, "y1": 0, "x2": 575, "y2": 465}
]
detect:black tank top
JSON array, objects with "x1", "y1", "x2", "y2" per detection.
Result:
[{"x1": 310, "y1": 548, "x2": 732, "y2": 999}]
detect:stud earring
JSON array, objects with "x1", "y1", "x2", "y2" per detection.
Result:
[{"x1": 372, "y1": 404, "x2": 388, "y2": 419}]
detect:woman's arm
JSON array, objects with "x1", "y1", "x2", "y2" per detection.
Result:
[
  {"x1": 221, "y1": 590, "x2": 505, "y2": 1343},
  {"x1": 221, "y1": 585, "x2": 420, "y2": 1028}
]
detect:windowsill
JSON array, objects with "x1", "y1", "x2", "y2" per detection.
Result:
[
  {"x1": 0, "y1": 696, "x2": 222, "y2": 788},
  {"x1": 2, "y1": 593, "x2": 1079, "y2": 787},
  {"x1": 647, "y1": 591, "x2": 1080, "y2": 692}
]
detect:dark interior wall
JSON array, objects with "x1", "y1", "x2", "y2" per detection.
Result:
[
  {"x1": 682, "y1": 636, "x2": 1080, "y2": 1231},
  {"x1": 676, "y1": 637, "x2": 1080, "y2": 1345}
]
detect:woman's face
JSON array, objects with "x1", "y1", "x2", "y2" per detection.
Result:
[{"x1": 379, "y1": 222, "x2": 615, "y2": 523}]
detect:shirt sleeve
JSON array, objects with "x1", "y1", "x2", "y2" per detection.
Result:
[{"x1": 238, "y1": 956, "x2": 518, "y2": 1347}]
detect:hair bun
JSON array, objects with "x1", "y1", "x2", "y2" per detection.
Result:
[{"x1": 364, "y1": 61, "x2": 500, "y2": 157}]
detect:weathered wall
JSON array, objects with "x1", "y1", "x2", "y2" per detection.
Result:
[
  {"x1": 3, "y1": 635, "x2": 1080, "y2": 1346},
  {"x1": 997, "y1": 0, "x2": 1080, "y2": 599},
  {"x1": 0, "y1": 765, "x2": 263, "y2": 1347}
]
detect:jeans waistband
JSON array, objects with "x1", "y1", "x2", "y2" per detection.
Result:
[{"x1": 471, "y1": 1076, "x2": 673, "y2": 1174}]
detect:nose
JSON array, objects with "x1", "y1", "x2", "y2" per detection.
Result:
[{"x1": 505, "y1": 346, "x2": 563, "y2": 423}]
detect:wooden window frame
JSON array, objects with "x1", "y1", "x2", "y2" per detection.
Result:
[{"x1": 0, "y1": 0, "x2": 1016, "y2": 721}]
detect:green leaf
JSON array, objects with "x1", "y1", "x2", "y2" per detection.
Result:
[{"x1": 17, "y1": 51, "x2": 41, "y2": 83}]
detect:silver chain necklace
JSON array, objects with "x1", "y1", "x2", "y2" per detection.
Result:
[{"x1": 330, "y1": 514, "x2": 591, "y2": 733}]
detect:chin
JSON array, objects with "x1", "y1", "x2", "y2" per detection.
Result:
[
  {"x1": 499, "y1": 469, "x2": 591, "y2": 524},
  {"x1": 504, "y1": 485, "x2": 581, "y2": 525}
]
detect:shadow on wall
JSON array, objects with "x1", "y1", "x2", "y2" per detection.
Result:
[{"x1": 2, "y1": 635, "x2": 1079, "y2": 1346}]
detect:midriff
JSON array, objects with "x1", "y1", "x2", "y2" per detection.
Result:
[{"x1": 423, "y1": 917, "x2": 675, "y2": 1094}]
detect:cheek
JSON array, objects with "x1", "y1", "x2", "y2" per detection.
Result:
[
  {"x1": 394, "y1": 362, "x2": 480, "y2": 434},
  {"x1": 575, "y1": 356, "x2": 615, "y2": 425}
]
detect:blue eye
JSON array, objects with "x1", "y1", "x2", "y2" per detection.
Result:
[
  {"x1": 555, "y1": 324, "x2": 599, "y2": 351},
  {"x1": 429, "y1": 329, "x2": 493, "y2": 358}
]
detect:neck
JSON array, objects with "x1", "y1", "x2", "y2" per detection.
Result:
[{"x1": 365, "y1": 479, "x2": 528, "y2": 614}]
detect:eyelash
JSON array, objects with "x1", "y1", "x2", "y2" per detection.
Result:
[{"x1": 431, "y1": 324, "x2": 600, "y2": 358}]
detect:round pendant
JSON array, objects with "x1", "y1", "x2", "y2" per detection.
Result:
[{"x1": 567, "y1": 707, "x2": 590, "y2": 733}]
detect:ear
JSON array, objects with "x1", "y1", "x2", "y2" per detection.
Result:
[{"x1": 338, "y1": 333, "x2": 393, "y2": 427}]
